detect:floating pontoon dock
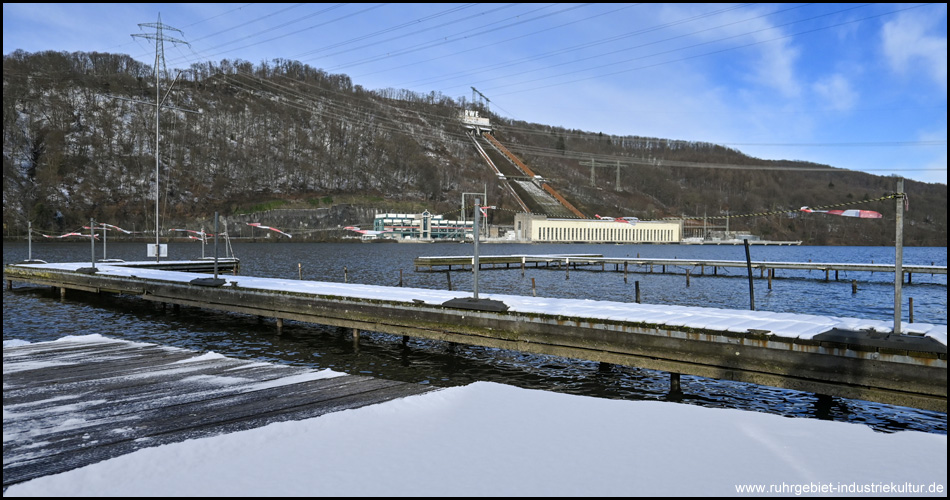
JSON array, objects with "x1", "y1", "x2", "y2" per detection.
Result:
[{"x1": 413, "y1": 254, "x2": 947, "y2": 283}]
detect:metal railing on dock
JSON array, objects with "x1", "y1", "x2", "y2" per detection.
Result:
[{"x1": 413, "y1": 254, "x2": 947, "y2": 284}]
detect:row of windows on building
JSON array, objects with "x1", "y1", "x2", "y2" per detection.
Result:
[
  {"x1": 534, "y1": 225, "x2": 677, "y2": 243},
  {"x1": 373, "y1": 213, "x2": 472, "y2": 239}
]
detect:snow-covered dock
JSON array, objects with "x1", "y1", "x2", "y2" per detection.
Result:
[{"x1": 4, "y1": 260, "x2": 947, "y2": 412}]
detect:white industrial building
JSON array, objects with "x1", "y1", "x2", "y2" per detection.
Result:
[
  {"x1": 373, "y1": 211, "x2": 473, "y2": 240},
  {"x1": 513, "y1": 213, "x2": 682, "y2": 243}
]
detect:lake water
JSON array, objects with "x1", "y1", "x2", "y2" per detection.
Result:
[{"x1": 3, "y1": 240, "x2": 947, "y2": 434}]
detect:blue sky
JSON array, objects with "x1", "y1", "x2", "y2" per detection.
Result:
[{"x1": 3, "y1": 3, "x2": 947, "y2": 185}]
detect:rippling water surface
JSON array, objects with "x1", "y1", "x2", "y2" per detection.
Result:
[{"x1": 3, "y1": 240, "x2": 946, "y2": 434}]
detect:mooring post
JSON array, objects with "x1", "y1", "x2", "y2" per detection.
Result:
[
  {"x1": 744, "y1": 239, "x2": 755, "y2": 311},
  {"x1": 60, "y1": 287, "x2": 67, "y2": 300},
  {"x1": 399, "y1": 269, "x2": 404, "y2": 287},
  {"x1": 344, "y1": 266, "x2": 348, "y2": 283},
  {"x1": 298, "y1": 263, "x2": 302, "y2": 280},
  {"x1": 565, "y1": 258, "x2": 570, "y2": 280},
  {"x1": 521, "y1": 257, "x2": 525, "y2": 276},
  {"x1": 531, "y1": 277, "x2": 536, "y2": 296},
  {"x1": 768, "y1": 269, "x2": 772, "y2": 290},
  {"x1": 670, "y1": 372, "x2": 681, "y2": 394},
  {"x1": 635, "y1": 281, "x2": 641, "y2": 304},
  {"x1": 624, "y1": 261, "x2": 628, "y2": 283},
  {"x1": 446, "y1": 270, "x2": 453, "y2": 291},
  {"x1": 852, "y1": 280, "x2": 858, "y2": 294},
  {"x1": 909, "y1": 298, "x2": 914, "y2": 323},
  {"x1": 276, "y1": 318, "x2": 283, "y2": 335},
  {"x1": 894, "y1": 179, "x2": 904, "y2": 335},
  {"x1": 353, "y1": 328, "x2": 360, "y2": 342},
  {"x1": 686, "y1": 269, "x2": 690, "y2": 287}
]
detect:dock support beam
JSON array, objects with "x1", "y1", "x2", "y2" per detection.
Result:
[{"x1": 670, "y1": 372, "x2": 682, "y2": 394}]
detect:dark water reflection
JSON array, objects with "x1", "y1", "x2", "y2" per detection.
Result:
[{"x1": 3, "y1": 240, "x2": 946, "y2": 434}]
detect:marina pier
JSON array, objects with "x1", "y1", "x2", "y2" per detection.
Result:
[
  {"x1": 413, "y1": 254, "x2": 948, "y2": 283},
  {"x1": 3, "y1": 336, "x2": 434, "y2": 488},
  {"x1": 4, "y1": 260, "x2": 946, "y2": 413}
]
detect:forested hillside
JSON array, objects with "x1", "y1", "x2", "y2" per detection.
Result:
[{"x1": 3, "y1": 50, "x2": 946, "y2": 245}]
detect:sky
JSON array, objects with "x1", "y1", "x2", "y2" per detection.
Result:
[
  {"x1": 3, "y1": 335, "x2": 947, "y2": 497},
  {"x1": 2, "y1": 3, "x2": 947, "y2": 186}
]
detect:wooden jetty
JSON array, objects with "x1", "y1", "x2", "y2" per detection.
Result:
[
  {"x1": 13, "y1": 257, "x2": 241, "y2": 275},
  {"x1": 414, "y1": 254, "x2": 947, "y2": 283},
  {"x1": 2, "y1": 336, "x2": 435, "y2": 489},
  {"x1": 3, "y1": 261, "x2": 947, "y2": 414}
]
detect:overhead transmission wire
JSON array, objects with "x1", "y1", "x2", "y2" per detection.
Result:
[
  {"x1": 481, "y1": 3, "x2": 926, "y2": 98},
  {"x1": 164, "y1": 4, "x2": 380, "y2": 69},
  {"x1": 674, "y1": 193, "x2": 906, "y2": 222},
  {"x1": 385, "y1": 2, "x2": 667, "y2": 89},
  {"x1": 393, "y1": 2, "x2": 782, "y2": 92},
  {"x1": 336, "y1": 3, "x2": 594, "y2": 77},
  {"x1": 71, "y1": 3, "x2": 942, "y2": 179},
  {"x1": 216, "y1": 68, "x2": 935, "y2": 179},
  {"x1": 217, "y1": 71, "x2": 475, "y2": 145},
  {"x1": 291, "y1": 3, "x2": 491, "y2": 62},
  {"x1": 321, "y1": 3, "x2": 569, "y2": 73},
  {"x1": 478, "y1": 3, "x2": 877, "y2": 97}
]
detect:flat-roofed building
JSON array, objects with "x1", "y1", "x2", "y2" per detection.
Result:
[
  {"x1": 513, "y1": 213, "x2": 682, "y2": 243},
  {"x1": 373, "y1": 211, "x2": 473, "y2": 240}
]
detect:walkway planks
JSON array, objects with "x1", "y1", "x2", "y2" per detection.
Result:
[{"x1": 3, "y1": 337, "x2": 436, "y2": 489}]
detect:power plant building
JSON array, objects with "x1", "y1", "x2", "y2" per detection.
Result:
[
  {"x1": 373, "y1": 211, "x2": 473, "y2": 240},
  {"x1": 514, "y1": 213, "x2": 682, "y2": 243}
]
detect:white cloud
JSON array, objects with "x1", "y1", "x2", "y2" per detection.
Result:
[
  {"x1": 812, "y1": 73, "x2": 858, "y2": 111},
  {"x1": 881, "y1": 9, "x2": 948, "y2": 90}
]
